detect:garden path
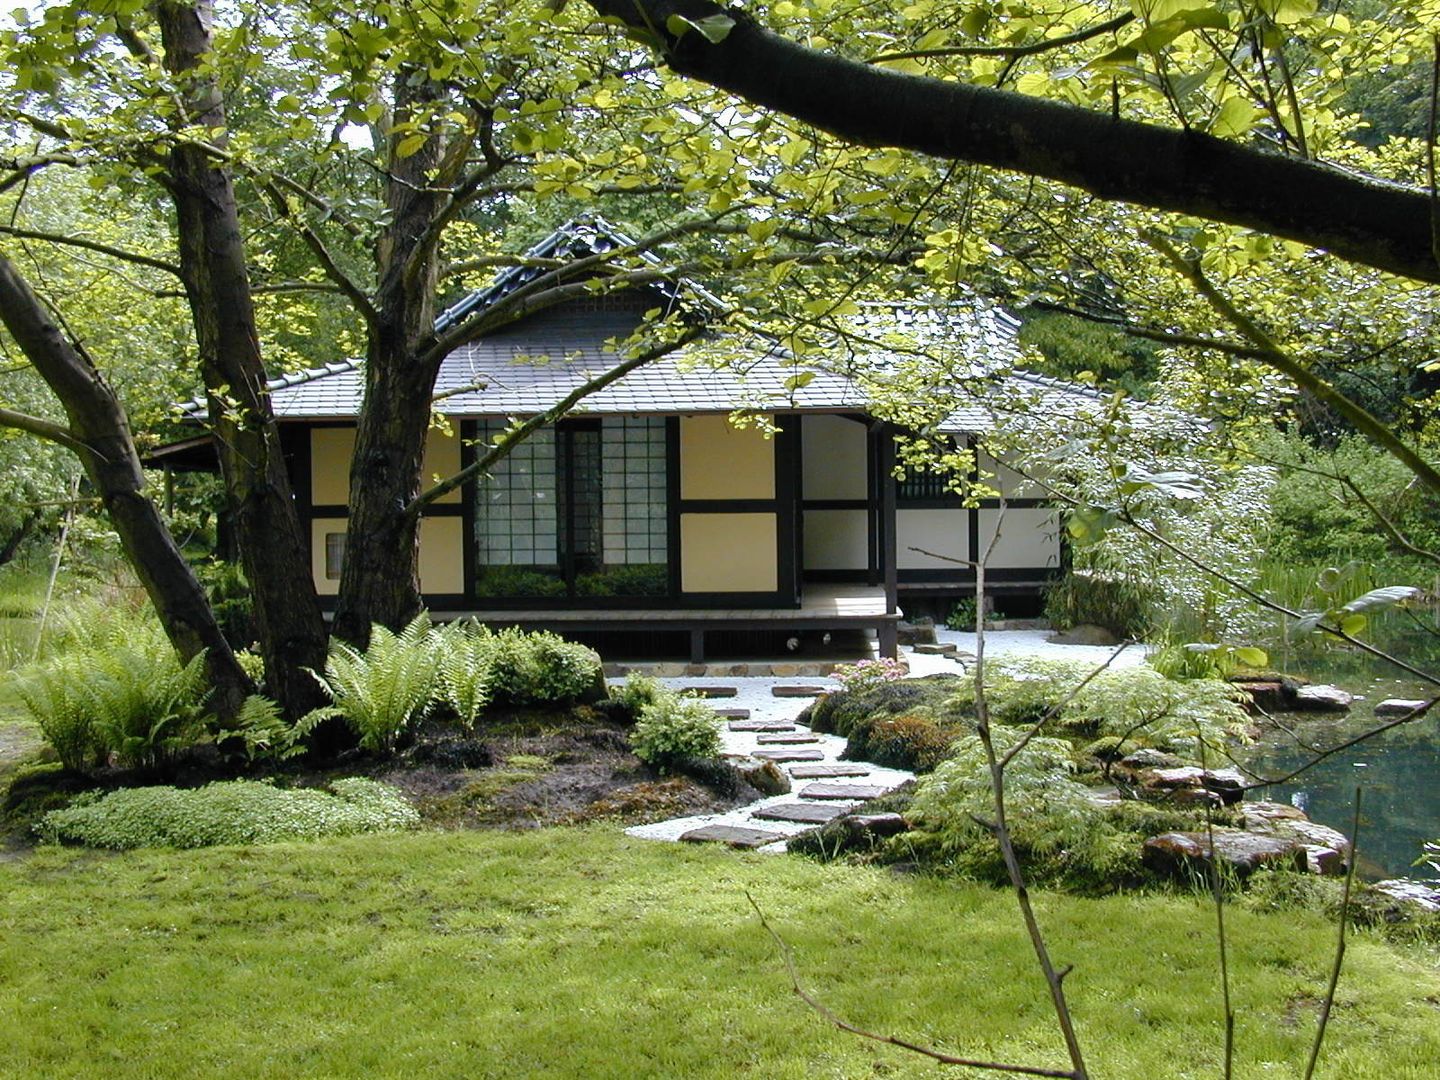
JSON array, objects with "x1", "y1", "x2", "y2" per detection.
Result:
[{"x1": 624, "y1": 630, "x2": 1148, "y2": 851}]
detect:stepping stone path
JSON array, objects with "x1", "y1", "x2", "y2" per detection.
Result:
[
  {"x1": 753, "y1": 748, "x2": 826, "y2": 762},
  {"x1": 799, "y1": 783, "x2": 888, "y2": 801},
  {"x1": 679, "y1": 824, "x2": 785, "y2": 848},
  {"x1": 686, "y1": 685, "x2": 738, "y2": 698},
  {"x1": 790, "y1": 763, "x2": 872, "y2": 778},
  {"x1": 752, "y1": 802, "x2": 851, "y2": 825},
  {"x1": 625, "y1": 676, "x2": 917, "y2": 852}
]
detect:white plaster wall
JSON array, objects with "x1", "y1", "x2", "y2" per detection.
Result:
[
  {"x1": 977, "y1": 508, "x2": 1061, "y2": 570},
  {"x1": 896, "y1": 509, "x2": 969, "y2": 570},
  {"x1": 801, "y1": 415, "x2": 867, "y2": 500}
]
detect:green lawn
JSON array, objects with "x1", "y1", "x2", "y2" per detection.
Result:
[{"x1": 1, "y1": 828, "x2": 1436, "y2": 1079}]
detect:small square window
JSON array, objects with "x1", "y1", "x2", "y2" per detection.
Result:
[{"x1": 324, "y1": 532, "x2": 346, "y2": 580}]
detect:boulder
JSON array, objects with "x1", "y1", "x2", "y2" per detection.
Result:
[
  {"x1": 1121, "y1": 748, "x2": 1184, "y2": 770},
  {"x1": 1374, "y1": 698, "x2": 1428, "y2": 717},
  {"x1": 897, "y1": 618, "x2": 937, "y2": 646},
  {"x1": 1371, "y1": 879, "x2": 1440, "y2": 912},
  {"x1": 1239, "y1": 800, "x2": 1308, "y2": 829},
  {"x1": 1142, "y1": 766, "x2": 1206, "y2": 789},
  {"x1": 1303, "y1": 846, "x2": 1346, "y2": 876},
  {"x1": 1292, "y1": 684, "x2": 1353, "y2": 712},
  {"x1": 1142, "y1": 829, "x2": 1307, "y2": 878},
  {"x1": 1200, "y1": 768, "x2": 1247, "y2": 806},
  {"x1": 730, "y1": 757, "x2": 792, "y2": 796},
  {"x1": 1048, "y1": 623, "x2": 1121, "y2": 646},
  {"x1": 1263, "y1": 818, "x2": 1352, "y2": 859},
  {"x1": 1232, "y1": 680, "x2": 1290, "y2": 713}
]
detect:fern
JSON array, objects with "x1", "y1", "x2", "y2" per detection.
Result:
[
  {"x1": 15, "y1": 653, "x2": 100, "y2": 771},
  {"x1": 313, "y1": 614, "x2": 442, "y2": 751},
  {"x1": 437, "y1": 622, "x2": 492, "y2": 728},
  {"x1": 224, "y1": 695, "x2": 324, "y2": 763}
]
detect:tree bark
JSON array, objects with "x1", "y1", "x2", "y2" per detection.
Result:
[
  {"x1": 0, "y1": 251, "x2": 252, "y2": 718},
  {"x1": 330, "y1": 71, "x2": 448, "y2": 646},
  {"x1": 0, "y1": 509, "x2": 40, "y2": 566},
  {"x1": 584, "y1": 0, "x2": 1438, "y2": 285},
  {"x1": 156, "y1": 0, "x2": 330, "y2": 716}
]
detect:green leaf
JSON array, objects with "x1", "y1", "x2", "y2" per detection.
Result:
[
  {"x1": 665, "y1": 13, "x2": 736, "y2": 44},
  {"x1": 1233, "y1": 646, "x2": 1269, "y2": 668},
  {"x1": 1341, "y1": 585, "x2": 1423, "y2": 613},
  {"x1": 1339, "y1": 613, "x2": 1368, "y2": 636},
  {"x1": 1212, "y1": 96, "x2": 1257, "y2": 138},
  {"x1": 394, "y1": 133, "x2": 426, "y2": 159}
]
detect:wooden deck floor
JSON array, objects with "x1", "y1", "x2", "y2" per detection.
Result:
[{"x1": 445, "y1": 583, "x2": 889, "y2": 625}]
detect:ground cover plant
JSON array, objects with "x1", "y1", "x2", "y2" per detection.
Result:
[{"x1": 0, "y1": 827, "x2": 1437, "y2": 1079}]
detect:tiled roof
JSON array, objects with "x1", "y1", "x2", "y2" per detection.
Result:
[{"x1": 182, "y1": 217, "x2": 1113, "y2": 433}]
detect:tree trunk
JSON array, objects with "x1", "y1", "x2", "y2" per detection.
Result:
[
  {"x1": 331, "y1": 71, "x2": 447, "y2": 646},
  {"x1": 157, "y1": 0, "x2": 330, "y2": 716},
  {"x1": 0, "y1": 510, "x2": 40, "y2": 566},
  {"x1": 0, "y1": 251, "x2": 252, "y2": 719}
]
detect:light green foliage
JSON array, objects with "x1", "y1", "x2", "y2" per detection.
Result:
[
  {"x1": 36, "y1": 778, "x2": 417, "y2": 850},
  {"x1": 630, "y1": 693, "x2": 721, "y2": 770},
  {"x1": 435, "y1": 622, "x2": 492, "y2": 727},
  {"x1": 313, "y1": 615, "x2": 441, "y2": 752},
  {"x1": 13, "y1": 619, "x2": 209, "y2": 771},
  {"x1": 476, "y1": 626, "x2": 602, "y2": 707},
  {"x1": 610, "y1": 671, "x2": 666, "y2": 715},
  {"x1": 1043, "y1": 571, "x2": 1156, "y2": 637}
]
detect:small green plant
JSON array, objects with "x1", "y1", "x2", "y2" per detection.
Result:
[
  {"x1": 311, "y1": 614, "x2": 441, "y2": 752},
  {"x1": 436, "y1": 622, "x2": 493, "y2": 727},
  {"x1": 36, "y1": 778, "x2": 418, "y2": 849},
  {"x1": 611, "y1": 671, "x2": 667, "y2": 716},
  {"x1": 945, "y1": 597, "x2": 978, "y2": 630},
  {"x1": 630, "y1": 694, "x2": 722, "y2": 771},
  {"x1": 220, "y1": 695, "x2": 323, "y2": 764},
  {"x1": 1042, "y1": 570, "x2": 1154, "y2": 636}
]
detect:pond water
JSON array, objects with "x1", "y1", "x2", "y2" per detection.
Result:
[{"x1": 1244, "y1": 629, "x2": 1440, "y2": 884}]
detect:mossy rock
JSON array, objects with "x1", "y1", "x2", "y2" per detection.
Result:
[
  {"x1": 789, "y1": 784, "x2": 916, "y2": 860},
  {"x1": 842, "y1": 713, "x2": 960, "y2": 773}
]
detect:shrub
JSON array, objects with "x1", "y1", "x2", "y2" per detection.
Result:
[
  {"x1": 477, "y1": 627, "x2": 602, "y2": 707},
  {"x1": 831, "y1": 658, "x2": 906, "y2": 694},
  {"x1": 805, "y1": 676, "x2": 959, "y2": 736},
  {"x1": 843, "y1": 712, "x2": 957, "y2": 772},
  {"x1": 945, "y1": 598, "x2": 978, "y2": 631},
  {"x1": 14, "y1": 632, "x2": 210, "y2": 771},
  {"x1": 313, "y1": 615, "x2": 441, "y2": 752},
  {"x1": 610, "y1": 671, "x2": 667, "y2": 717},
  {"x1": 36, "y1": 778, "x2": 418, "y2": 849},
  {"x1": 631, "y1": 694, "x2": 722, "y2": 771},
  {"x1": 1043, "y1": 570, "x2": 1155, "y2": 637}
]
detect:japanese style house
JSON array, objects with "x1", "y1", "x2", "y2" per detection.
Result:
[{"x1": 158, "y1": 219, "x2": 1099, "y2": 661}]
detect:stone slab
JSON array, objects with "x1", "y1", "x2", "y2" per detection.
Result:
[
  {"x1": 752, "y1": 802, "x2": 851, "y2": 825},
  {"x1": 756, "y1": 732, "x2": 821, "y2": 745},
  {"x1": 728, "y1": 720, "x2": 796, "y2": 732},
  {"x1": 1375, "y1": 698, "x2": 1428, "y2": 717},
  {"x1": 912, "y1": 642, "x2": 958, "y2": 655},
  {"x1": 679, "y1": 824, "x2": 786, "y2": 848},
  {"x1": 684, "y1": 685, "x2": 738, "y2": 698},
  {"x1": 713, "y1": 708, "x2": 752, "y2": 719},
  {"x1": 772, "y1": 685, "x2": 829, "y2": 698},
  {"x1": 799, "y1": 783, "x2": 888, "y2": 801},
  {"x1": 790, "y1": 764, "x2": 873, "y2": 778},
  {"x1": 753, "y1": 748, "x2": 826, "y2": 762}
]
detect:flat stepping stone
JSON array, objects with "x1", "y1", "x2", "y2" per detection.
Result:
[
  {"x1": 680, "y1": 823, "x2": 785, "y2": 848},
  {"x1": 772, "y1": 685, "x2": 828, "y2": 698},
  {"x1": 799, "y1": 783, "x2": 889, "y2": 801},
  {"x1": 685, "y1": 685, "x2": 737, "y2": 698},
  {"x1": 790, "y1": 763, "x2": 872, "y2": 778},
  {"x1": 714, "y1": 708, "x2": 751, "y2": 719},
  {"x1": 913, "y1": 642, "x2": 958, "y2": 655},
  {"x1": 752, "y1": 802, "x2": 850, "y2": 825},
  {"x1": 1375, "y1": 698, "x2": 1427, "y2": 716},
  {"x1": 728, "y1": 719, "x2": 796, "y2": 732},
  {"x1": 753, "y1": 748, "x2": 825, "y2": 762},
  {"x1": 756, "y1": 732, "x2": 821, "y2": 745}
]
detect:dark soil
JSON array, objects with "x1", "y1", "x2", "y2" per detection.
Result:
[{"x1": 373, "y1": 711, "x2": 759, "y2": 829}]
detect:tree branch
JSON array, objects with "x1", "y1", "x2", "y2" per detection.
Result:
[
  {"x1": 0, "y1": 224, "x2": 183, "y2": 277},
  {"x1": 260, "y1": 182, "x2": 378, "y2": 328},
  {"x1": 0, "y1": 406, "x2": 96, "y2": 458},
  {"x1": 1144, "y1": 231, "x2": 1440, "y2": 501},
  {"x1": 582, "y1": 0, "x2": 1439, "y2": 283},
  {"x1": 868, "y1": 13, "x2": 1135, "y2": 64}
]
